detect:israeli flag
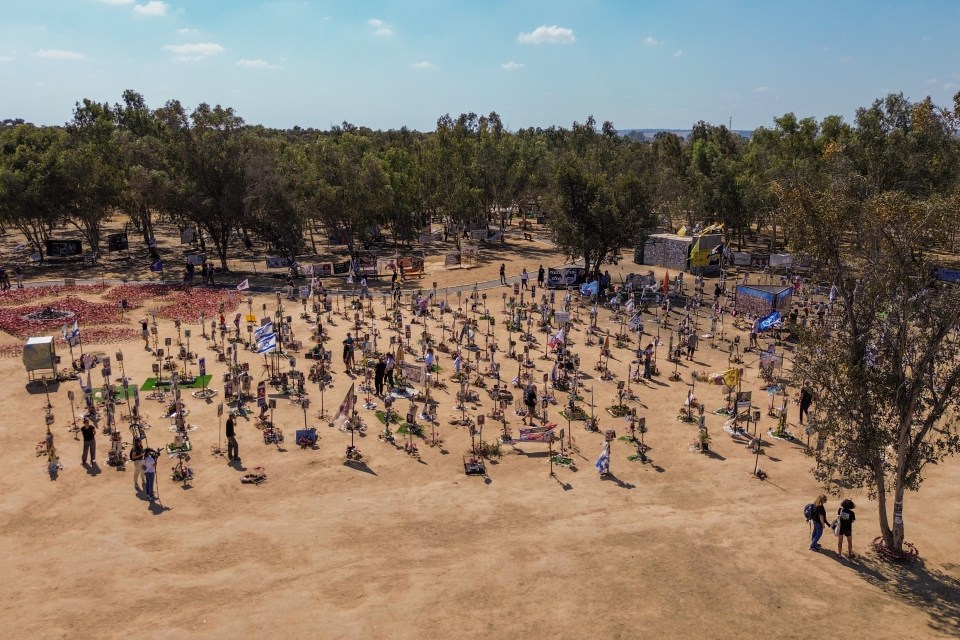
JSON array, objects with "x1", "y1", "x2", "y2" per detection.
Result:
[
  {"x1": 256, "y1": 335, "x2": 277, "y2": 354},
  {"x1": 70, "y1": 320, "x2": 80, "y2": 340},
  {"x1": 595, "y1": 448, "x2": 610, "y2": 474},
  {"x1": 254, "y1": 322, "x2": 274, "y2": 341}
]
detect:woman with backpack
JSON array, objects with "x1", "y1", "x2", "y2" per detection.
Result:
[
  {"x1": 836, "y1": 499, "x2": 856, "y2": 558},
  {"x1": 808, "y1": 494, "x2": 829, "y2": 551}
]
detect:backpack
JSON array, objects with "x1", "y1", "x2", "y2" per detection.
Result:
[{"x1": 803, "y1": 503, "x2": 815, "y2": 521}]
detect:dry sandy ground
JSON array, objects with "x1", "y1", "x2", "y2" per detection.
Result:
[{"x1": 0, "y1": 237, "x2": 958, "y2": 640}]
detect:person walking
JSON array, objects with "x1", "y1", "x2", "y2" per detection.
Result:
[
  {"x1": 836, "y1": 499, "x2": 856, "y2": 558},
  {"x1": 374, "y1": 356, "x2": 387, "y2": 396},
  {"x1": 143, "y1": 449, "x2": 157, "y2": 501},
  {"x1": 799, "y1": 385, "x2": 814, "y2": 424},
  {"x1": 809, "y1": 494, "x2": 829, "y2": 551},
  {"x1": 686, "y1": 331, "x2": 698, "y2": 361},
  {"x1": 537, "y1": 265, "x2": 545, "y2": 288},
  {"x1": 520, "y1": 268, "x2": 529, "y2": 290},
  {"x1": 643, "y1": 343, "x2": 653, "y2": 380},
  {"x1": 80, "y1": 419, "x2": 96, "y2": 466},
  {"x1": 226, "y1": 414, "x2": 240, "y2": 462},
  {"x1": 499, "y1": 263, "x2": 507, "y2": 286},
  {"x1": 141, "y1": 318, "x2": 150, "y2": 349},
  {"x1": 129, "y1": 438, "x2": 145, "y2": 493}
]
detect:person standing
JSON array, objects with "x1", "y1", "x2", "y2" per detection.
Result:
[
  {"x1": 836, "y1": 499, "x2": 856, "y2": 558},
  {"x1": 342, "y1": 333, "x2": 355, "y2": 372},
  {"x1": 207, "y1": 261, "x2": 216, "y2": 285},
  {"x1": 499, "y1": 263, "x2": 507, "y2": 286},
  {"x1": 141, "y1": 318, "x2": 150, "y2": 349},
  {"x1": 143, "y1": 449, "x2": 157, "y2": 501},
  {"x1": 799, "y1": 385, "x2": 814, "y2": 424},
  {"x1": 13, "y1": 264, "x2": 23, "y2": 289},
  {"x1": 643, "y1": 343, "x2": 653, "y2": 380},
  {"x1": 226, "y1": 414, "x2": 240, "y2": 462},
  {"x1": 686, "y1": 331, "x2": 698, "y2": 361},
  {"x1": 200, "y1": 262, "x2": 208, "y2": 285},
  {"x1": 129, "y1": 438, "x2": 145, "y2": 492},
  {"x1": 809, "y1": 494, "x2": 829, "y2": 551},
  {"x1": 80, "y1": 419, "x2": 96, "y2": 466},
  {"x1": 537, "y1": 265, "x2": 545, "y2": 288},
  {"x1": 523, "y1": 383, "x2": 537, "y2": 425},
  {"x1": 374, "y1": 357, "x2": 387, "y2": 396},
  {"x1": 385, "y1": 353, "x2": 396, "y2": 388},
  {"x1": 520, "y1": 268, "x2": 529, "y2": 290}
]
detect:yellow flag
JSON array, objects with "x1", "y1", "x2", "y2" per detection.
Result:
[
  {"x1": 677, "y1": 226, "x2": 687, "y2": 236},
  {"x1": 723, "y1": 367, "x2": 740, "y2": 387}
]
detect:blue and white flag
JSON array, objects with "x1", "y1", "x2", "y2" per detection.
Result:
[
  {"x1": 758, "y1": 310, "x2": 781, "y2": 332},
  {"x1": 256, "y1": 335, "x2": 277, "y2": 354},
  {"x1": 580, "y1": 280, "x2": 599, "y2": 296},
  {"x1": 595, "y1": 446, "x2": 610, "y2": 475},
  {"x1": 254, "y1": 322, "x2": 274, "y2": 341}
]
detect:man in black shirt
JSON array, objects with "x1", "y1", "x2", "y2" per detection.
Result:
[
  {"x1": 80, "y1": 419, "x2": 96, "y2": 466},
  {"x1": 226, "y1": 414, "x2": 240, "y2": 462}
]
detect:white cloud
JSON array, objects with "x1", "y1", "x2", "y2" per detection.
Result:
[
  {"x1": 753, "y1": 86, "x2": 773, "y2": 93},
  {"x1": 673, "y1": 49, "x2": 683, "y2": 57},
  {"x1": 162, "y1": 42, "x2": 224, "y2": 61},
  {"x1": 135, "y1": 1, "x2": 169, "y2": 16},
  {"x1": 518, "y1": 25, "x2": 575, "y2": 45},
  {"x1": 411, "y1": 61, "x2": 435, "y2": 69},
  {"x1": 944, "y1": 82, "x2": 959, "y2": 90},
  {"x1": 926, "y1": 78, "x2": 939, "y2": 85},
  {"x1": 0, "y1": 55, "x2": 14, "y2": 62},
  {"x1": 237, "y1": 58, "x2": 280, "y2": 70},
  {"x1": 177, "y1": 27, "x2": 201, "y2": 35},
  {"x1": 501, "y1": 61, "x2": 524, "y2": 71},
  {"x1": 35, "y1": 49, "x2": 85, "y2": 60},
  {"x1": 644, "y1": 36, "x2": 661, "y2": 46},
  {"x1": 837, "y1": 56, "x2": 853, "y2": 63},
  {"x1": 368, "y1": 18, "x2": 393, "y2": 37},
  {"x1": 98, "y1": 0, "x2": 134, "y2": 4}
]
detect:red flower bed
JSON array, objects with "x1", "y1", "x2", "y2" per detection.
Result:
[
  {"x1": 156, "y1": 289, "x2": 241, "y2": 322},
  {"x1": 0, "y1": 284, "x2": 108, "y2": 305},
  {"x1": 0, "y1": 296, "x2": 123, "y2": 338},
  {"x1": 101, "y1": 284, "x2": 175, "y2": 309}
]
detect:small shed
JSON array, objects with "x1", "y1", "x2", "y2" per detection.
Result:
[
  {"x1": 23, "y1": 336, "x2": 58, "y2": 381},
  {"x1": 734, "y1": 285, "x2": 793, "y2": 318},
  {"x1": 637, "y1": 233, "x2": 724, "y2": 274}
]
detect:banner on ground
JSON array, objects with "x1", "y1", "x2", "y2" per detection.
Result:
[
  {"x1": 461, "y1": 244, "x2": 479, "y2": 260},
  {"x1": 546, "y1": 267, "x2": 586, "y2": 289},
  {"x1": 399, "y1": 361, "x2": 425, "y2": 385},
  {"x1": 736, "y1": 391, "x2": 752, "y2": 411},
  {"x1": 333, "y1": 261, "x2": 351, "y2": 275},
  {"x1": 186, "y1": 253, "x2": 206, "y2": 266},
  {"x1": 518, "y1": 424, "x2": 556, "y2": 442},
  {"x1": 265, "y1": 256, "x2": 291, "y2": 268},
  {"x1": 444, "y1": 252, "x2": 461, "y2": 268},
  {"x1": 759, "y1": 349, "x2": 783, "y2": 369},
  {"x1": 769, "y1": 253, "x2": 793, "y2": 268}
]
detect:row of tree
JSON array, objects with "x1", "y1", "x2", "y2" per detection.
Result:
[{"x1": 4, "y1": 90, "x2": 954, "y2": 275}]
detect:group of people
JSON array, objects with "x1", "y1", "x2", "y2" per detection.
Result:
[
  {"x1": 182, "y1": 260, "x2": 217, "y2": 287},
  {"x1": 81, "y1": 421, "x2": 160, "y2": 501},
  {"x1": 0, "y1": 264, "x2": 23, "y2": 290},
  {"x1": 499, "y1": 264, "x2": 546, "y2": 289},
  {"x1": 809, "y1": 494, "x2": 857, "y2": 558}
]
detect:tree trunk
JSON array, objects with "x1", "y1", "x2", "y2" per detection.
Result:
[{"x1": 875, "y1": 459, "x2": 894, "y2": 550}]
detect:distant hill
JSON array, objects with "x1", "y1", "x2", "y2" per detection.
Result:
[{"x1": 618, "y1": 128, "x2": 754, "y2": 142}]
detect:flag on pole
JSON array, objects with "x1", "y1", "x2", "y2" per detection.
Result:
[
  {"x1": 254, "y1": 322, "x2": 274, "y2": 342},
  {"x1": 256, "y1": 335, "x2": 277, "y2": 354},
  {"x1": 237, "y1": 279, "x2": 250, "y2": 291},
  {"x1": 662, "y1": 271, "x2": 670, "y2": 293},
  {"x1": 595, "y1": 442, "x2": 610, "y2": 475},
  {"x1": 334, "y1": 383, "x2": 356, "y2": 430},
  {"x1": 722, "y1": 367, "x2": 740, "y2": 388}
]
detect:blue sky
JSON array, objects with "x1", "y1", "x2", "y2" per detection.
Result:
[{"x1": 1, "y1": 0, "x2": 958, "y2": 132}]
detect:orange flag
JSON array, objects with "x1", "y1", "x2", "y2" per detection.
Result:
[{"x1": 661, "y1": 271, "x2": 670, "y2": 293}]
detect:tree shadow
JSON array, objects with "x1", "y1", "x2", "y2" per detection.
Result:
[{"x1": 850, "y1": 554, "x2": 960, "y2": 637}]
